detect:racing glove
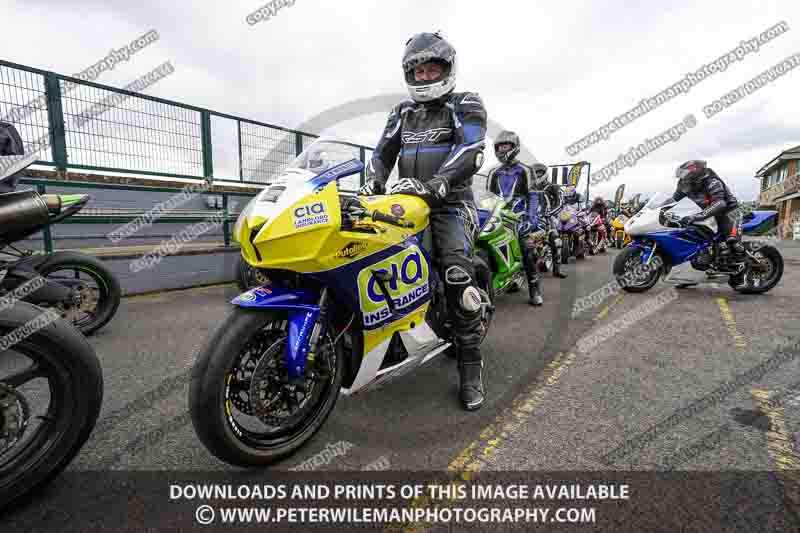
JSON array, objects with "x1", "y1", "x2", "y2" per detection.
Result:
[
  {"x1": 359, "y1": 178, "x2": 385, "y2": 196},
  {"x1": 388, "y1": 177, "x2": 449, "y2": 206},
  {"x1": 680, "y1": 215, "x2": 698, "y2": 227}
]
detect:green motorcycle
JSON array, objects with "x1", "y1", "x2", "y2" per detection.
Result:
[{"x1": 476, "y1": 193, "x2": 528, "y2": 295}]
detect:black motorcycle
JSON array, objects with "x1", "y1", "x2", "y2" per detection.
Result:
[
  {"x1": 0, "y1": 299, "x2": 103, "y2": 511},
  {"x1": 0, "y1": 160, "x2": 121, "y2": 336}
]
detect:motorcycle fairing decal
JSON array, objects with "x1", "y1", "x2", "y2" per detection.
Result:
[
  {"x1": 307, "y1": 159, "x2": 364, "y2": 190},
  {"x1": 356, "y1": 244, "x2": 430, "y2": 329},
  {"x1": 231, "y1": 284, "x2": 320, "y2": 310},
  {"x1": 286, "y1": 308, "x2": 320, "y2": 379}
]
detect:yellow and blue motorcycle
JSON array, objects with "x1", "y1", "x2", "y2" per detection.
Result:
[{"x1": 189, "y1": 140, "x2": 495, "y2": 467}]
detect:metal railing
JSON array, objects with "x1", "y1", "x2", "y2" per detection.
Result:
[
  {"x1": 18, "y1": 177, "x2": 255, "y2": 253},
  {"x1": 1, "y1": 59, "x2": 375, "y2": 186}
]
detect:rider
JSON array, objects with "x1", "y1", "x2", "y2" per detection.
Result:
[
  {"x1": 563, "y1": 185, "x2": 583, "y2": 207},
  {"x1": 589, "y1": 196, "x2": 608, "y2": 219},
  {"x1": 529, "y1": 162, "x2": 568, "y2": 279},
  {"x1": 486, "y1": 131, "x2": 543, "y2": 306},
  {"x1": 359, "y1": 32, "x2": 488, "y2": 411},
  {"x1": 672, "y1": 160, "x2": 745, "y2": 263}
]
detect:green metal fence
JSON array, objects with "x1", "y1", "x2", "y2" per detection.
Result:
[
  {"x1": 1, "y1": 59, "x2": 498, "y2": 191},
  {"x1": 0, "y1": 59, "x2": 376, "y2": 186}
]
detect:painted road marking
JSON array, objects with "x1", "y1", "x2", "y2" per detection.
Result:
[
  {"x1": 593, "y1": 293, "x2": 624, "y2": 322},
  {"x1": 398, "y1": 352, "x2": 578, "y2": 532},
  {"x1": 751, "y1": 389, "x2": 800, "y2": 515},
  {"x1": 716, "y1": 297, "x2": 747, "y2": 351}
]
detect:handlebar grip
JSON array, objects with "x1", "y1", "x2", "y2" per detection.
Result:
[{"x1": 372, "y1": 209, "x2": 415, "y2": 228}]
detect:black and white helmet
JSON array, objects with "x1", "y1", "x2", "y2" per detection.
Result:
[
  {"x1": 531, "y1": 162, "x2": 549, "y2": 188},
  {"x1": 402, "y1": 32, "x2": 457, "y2": 103},
  {"x1": 494, "y1": 131, "x2": 520, "y2": 165}
]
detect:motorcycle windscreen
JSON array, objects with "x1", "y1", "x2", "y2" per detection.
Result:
[{"x1": 235, "y1": 139, "x2": 363, "y2": 238}]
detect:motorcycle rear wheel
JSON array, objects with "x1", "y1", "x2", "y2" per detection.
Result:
[
  {"x1": 35, "y1": 252, "x2": 121, "y2": 336},
  {"x1": 0, "y1": 302, "x2": 103, "y2": 511},
  {"x1": 729, "y1": 244, "x2": 783, "y2": 294}
]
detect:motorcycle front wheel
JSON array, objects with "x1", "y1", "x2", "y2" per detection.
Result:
[
  {"x1": 613, "y1": 247, "x2": 663, "y2": 293},
  {"x1": 189, "y1": 308, "x2": 344, "y2": 467}
]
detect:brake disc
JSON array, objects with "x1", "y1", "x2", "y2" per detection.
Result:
[{"x1": 0, "y1": 383, "x2": 29, "y2": 457}]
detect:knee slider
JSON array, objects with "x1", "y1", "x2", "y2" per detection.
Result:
[{"x1": 445, "y1": 265, "x2": 482, "y2": 313}]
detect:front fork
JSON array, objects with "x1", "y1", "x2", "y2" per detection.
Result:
[{"x1": 286, "y1": 288, "x2": 328, "y2": 381}]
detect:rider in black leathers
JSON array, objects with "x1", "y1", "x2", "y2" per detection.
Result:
[
  {"x1": 486, "y1": 131, "x2": 543, "y2": 306},
  {"x1": 672, "y1": 160, "x2": 744, "y2": 260},
  {"x1": 359, "y1": 32, "x2": 487, "y2": 411},
  {"x1": 670, "y1": 160, "x2": 747, "y2": 288},
  {"x1": 530, "y1": 163, "x2": 568, "y2": 279}
]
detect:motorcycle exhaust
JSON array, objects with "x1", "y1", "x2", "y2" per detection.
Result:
[{"x1": 0, "y1": 189, "x2": 50, "y2": 244}]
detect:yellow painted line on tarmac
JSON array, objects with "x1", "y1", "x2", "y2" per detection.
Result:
[
  {"x1": 715, "y1": 297, "x2": 747, "y2": 351},
  {"x1": 750, "y1": 389, "x2": 800, "y2": 512},
  {"x1": 398, "y1": 352, "x2": 578, "y2": 533},
  {"x1": 593, "y1": 293, "x2": 624, "y2": 322}
]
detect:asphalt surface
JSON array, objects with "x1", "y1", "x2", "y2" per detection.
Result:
[{"x1": 5, "y1": 241, "x2": 800, "y2": 531}]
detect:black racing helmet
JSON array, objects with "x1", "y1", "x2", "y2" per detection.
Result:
[
  {"x1": 531, "y1": 162, "x2": 549, "y2": 188},
  {"x1": 675, "y1": 160, "x2": 707, "y2": 183},
  {"x1": 494, "y1": 130, "x2": 520, "y2": 165},
  {"x1": 402, "y1": 32, "x2": 457, "y2": 103}
]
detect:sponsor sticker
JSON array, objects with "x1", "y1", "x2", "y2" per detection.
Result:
[
  {"x1": 293, "y1": 201, "x2": 329, "y2": 229},
  {"x1": 357, "y1": 246, "x2": 430, "y2": 327},
  {"x1": 335, "y1": 241, "x2": 369, "y2": 259}
]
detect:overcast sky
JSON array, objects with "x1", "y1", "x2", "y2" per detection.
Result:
[{"x1": 4, "y1": 0, "x2": 800, "y2": 201}]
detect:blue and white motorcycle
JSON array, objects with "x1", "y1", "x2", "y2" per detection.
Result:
[{"x1": 613, "y1": 193, "x2": 783, "y2": 294}]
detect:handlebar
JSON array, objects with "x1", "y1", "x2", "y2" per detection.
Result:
[{"x1": 371, "y1": 209, "x2": 415, "y2": 228}]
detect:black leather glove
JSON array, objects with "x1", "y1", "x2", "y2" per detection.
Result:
[
  {"x1": 359, "y1": 178, "x2": 385, "y2": 196},
  {"x1": 680, "y1": 215, "x2": 697, "y2": 227},
  {"x1": 388, "y1": 177, "x2": 449, "y2": 205}
]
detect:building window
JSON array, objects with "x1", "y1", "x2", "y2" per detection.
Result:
[{"x1": 778, "y1": 165, "x2": 788, "y2": 183}]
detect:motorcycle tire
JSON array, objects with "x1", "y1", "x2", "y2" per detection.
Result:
[
  {"x1": 561, "y1": 239, "x2": 570, "y2": 265},
  {"x1": 36, "y1": 252, "x2": 121, "y2": 336},
  {"x1": 729, "y1": 244, "x2": 783, "y2": 294},
  {"x1": 189, "y1": 308, "x2": 345, "y2": 467},
  {"x1": 616, "y1": 234, "x2": 624, "y2": 249},
  {"x1": 236, "y1": 256, "x2": 271, "y2": 293},
  {"x1": 613, "y1": 247, "x2": 662, "y2": 293},
  {"x1": 0, "y1": 301, "x2": 103, "y2": 512}
]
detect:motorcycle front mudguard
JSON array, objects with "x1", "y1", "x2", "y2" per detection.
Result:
[{"x1": 231, "y1": 284, "x2": 322, "y2": 380}]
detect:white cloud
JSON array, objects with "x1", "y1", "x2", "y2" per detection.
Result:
[{"x1": 4, "y1": 0, "x2": 800, "y2": 201}]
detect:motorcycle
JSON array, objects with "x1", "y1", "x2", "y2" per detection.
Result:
[
  {"x1": 556, "y1": 203, "x2": 586, "y2": 263},
  {"x1": 475, "y1": 193, "x2": 528, "y2": 295},
  {"x1": 0, "y1": 159, "x2": 121, "y2": 336},
  {"x1": 611, "y1": 209, "x2": 631, "y2": 249},
  {"x1": 189, "y1": 139, "x2": 495, "y2": 466},
  {"x1": 614, "y1": 193, "x2": 783, "y2": 294},
  {"x1": 0, "y1": 299, "x2": 103, "y2": 511},
  {"x1": 585, "y1": 209, "x2": 609, "y2": 255}
]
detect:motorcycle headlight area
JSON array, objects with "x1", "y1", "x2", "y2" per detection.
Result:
[{"x1": 559, "y1": 212, "x2": 572, "y2": 222}]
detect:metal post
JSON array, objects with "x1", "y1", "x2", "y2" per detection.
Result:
[
  {"x1": 295, "y1": 132, "x2": 303, "y2": 156},
  {"x1": 44, "y1": 74, "x2": 68, "y2": 171},
  {"x1": 237, "y1": 120, "x2": 243, "y2": 181},
  {"x1": 201, "y1": 111, "x2": 213, "y2": 180},
  {"x1": 359, "y1": 146, "x2": 366, "y2": 187},
  {"x1": 37, "y1": 184, "x2": 54, "y2": 253},
  {"x1": 222, "y1": 194, "x2": 230, "y2": 247}
]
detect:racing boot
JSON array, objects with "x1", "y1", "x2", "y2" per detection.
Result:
[
  {"x1": 552, "y1": 256, "x2": 568, "y2": 279},
  {"x1": 527, "y1": 276, "x2": 543, "y2": 306},
  {"x1": 458, "y1": 359, "x2": 485, "y2": 411}
]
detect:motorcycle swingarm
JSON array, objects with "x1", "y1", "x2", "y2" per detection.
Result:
[{"x1": 0, "y1": 268, "x2": 72, "y2": 304}]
